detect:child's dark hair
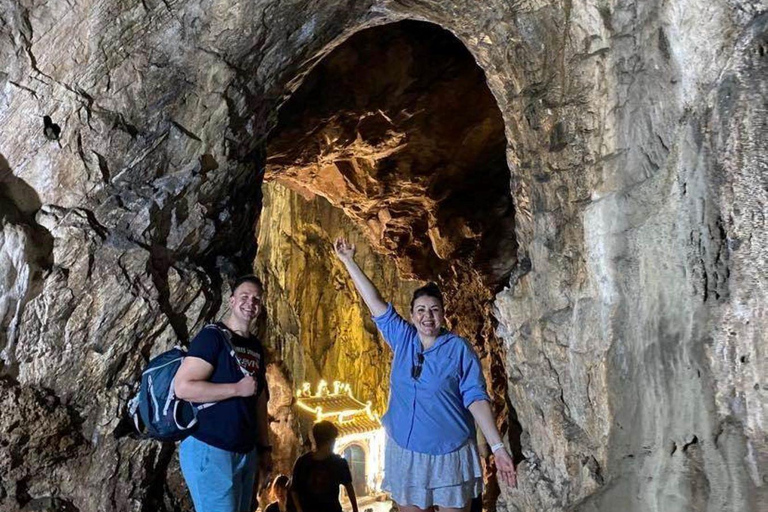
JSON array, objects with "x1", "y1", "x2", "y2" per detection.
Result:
[
  {"x1": 269, "y1": 475, "x2": 291, "y2": 500},
  {"x1": 312, "y1": 420, "x2": 339, "y2": 446},
  {"x1": 271, "y1": 474, "x2": 289, "y2": 494},
  {"x1": 231, "y1": 274, "x2": 263, "y2": 295},
  {"x1": 410, "y1": 282, "x2": 444, "y2": 311}
]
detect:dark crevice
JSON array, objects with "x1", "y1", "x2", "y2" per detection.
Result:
[
  {"x1": 94, "y1": 152, "x2": 111, "y2": 183},
  {"x1": 682, "y1": 435, "x2": 699, "y2": 452},
  {"x1": 138, "y1": 443, "x2": 179, "y2": 512},
  {"x1": 148, "y1": 247, "x2": 189, "y2": 343},
  {"x1": 170, "y1": 120, "x2": 202, "y2": 142},
  {"x1": 507, "y1": 400, "x2": 525, "y2": 464},
  {"x1": 42, "y1": 115, "x2": 61, "y2": 141}
]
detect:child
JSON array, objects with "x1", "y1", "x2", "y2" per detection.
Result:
[
  {"x1": 290, "y1": 421, "x2": 359, "y2": 512},
  {"x1": 265, "y1": 475, "x2": 294, "y2": 512}
]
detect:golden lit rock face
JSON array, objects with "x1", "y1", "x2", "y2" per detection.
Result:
[
  {"x1": 256, "y1": 180, "x2": 417, "y2": 423},
  {"x1": 257, "y1": 181, "x2": 421, "y2": 476}
]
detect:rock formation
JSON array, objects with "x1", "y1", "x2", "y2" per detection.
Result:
[
  {"x1": 255, "y1": 181, "x2": 420, "y2": 476},
  {"x1": 0, "y1": 1, "x2": 766, "y2": 511}
]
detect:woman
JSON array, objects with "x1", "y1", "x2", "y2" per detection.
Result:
[
  {"x1": 333, "y1": 238, "x2": 517, "y2": 512},
  {"x1": 265, "y1": 474, "x2": 293, "y2": 512}
]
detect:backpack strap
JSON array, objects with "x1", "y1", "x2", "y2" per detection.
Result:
[
  {"x1": 127, "y1": 393, "x2": 145, "y2": 434},
  {"x1": 203, "y1": 323, "x2": 250, "y2": 376},
  {"x1": 188, "y1": 324, "x2": 252, "y2": 412}
]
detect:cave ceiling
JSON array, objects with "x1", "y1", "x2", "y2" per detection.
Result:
[{"x1": 266, "y1": 20, "x2": 517, "y2": 285}]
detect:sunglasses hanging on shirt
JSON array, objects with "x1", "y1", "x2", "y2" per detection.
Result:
[{"x1": 411, "y1": 353, "x2": 424, "y2": 380}]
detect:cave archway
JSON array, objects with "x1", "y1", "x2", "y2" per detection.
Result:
[{"x1": 258, "y1": 19, "x2": 524, "y2": 502}]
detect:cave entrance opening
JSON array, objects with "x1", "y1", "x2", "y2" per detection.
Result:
[{"x1": 258, "y1": 20, "x2": 524, "y2": 504}]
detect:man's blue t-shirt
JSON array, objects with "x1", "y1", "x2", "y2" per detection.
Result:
[
  {"x1": 374, "y1": 303, "x2": 490, "y2": 455},
  {"x1": 187, "y1": 323, "x2": 268, "y2": 453}
]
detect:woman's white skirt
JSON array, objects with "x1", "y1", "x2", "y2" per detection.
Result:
[{"x1": 382, "y1": 436, "x2": 484, "y2": 509}]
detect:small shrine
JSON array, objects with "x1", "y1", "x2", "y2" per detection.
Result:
[{"x1": 295, "y1": 380, "x2": 386, "y2": 500}]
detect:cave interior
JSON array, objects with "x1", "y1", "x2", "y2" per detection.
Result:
[{"x1": 257, "y1": 20, "x2": 523, "y2": 498}]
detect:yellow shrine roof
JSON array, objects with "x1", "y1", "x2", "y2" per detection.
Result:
[
  {"x1": 297, "y1": 394, "x2": 368, "y2": 415},
  {"x1": 295, "y1": 380, "x2": 382, "y2": 437},
  {"x1": 335, "y1": 415, "x2": 381, "y2": 437}
]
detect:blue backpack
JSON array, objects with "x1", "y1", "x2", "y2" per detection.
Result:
[{"x1": 127, "y1": 325, "x2": 246, "y2": 442}]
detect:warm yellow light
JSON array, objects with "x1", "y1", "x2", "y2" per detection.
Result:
[
  {"x1": 337, "y1": 410, "x2": 357, "y2": 423},
  {"x1": 297, "y1": 380, "x2": 355, "y2": 399},
  {"x1": 295, "y1": 400, "x2": 322, "y2": 416},
  {"x1": 297, "y1": 382, "x2": 312, "y2": 398}
]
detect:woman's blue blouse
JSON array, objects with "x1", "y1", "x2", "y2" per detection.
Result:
[{"x1": 374, "y1": 303, "x2": 490, "y2": 455}]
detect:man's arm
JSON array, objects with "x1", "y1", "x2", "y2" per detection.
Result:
[
  {"x1": 343, "y1": 483, "x2": 358, "y2": 512},
  {"x1": 256, "y1": 389, "x2": 270, "y2": 446},
  {"x1": 174, "y1": 357, "x2": 256, "y2": 402},
  {"x1": 256, "y1": 390, "x2": 272, "y2": 471}
]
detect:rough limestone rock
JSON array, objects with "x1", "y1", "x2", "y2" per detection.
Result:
[
  {"x1": 0, "y1": 0, "x2": 766, "y2": 511},
  {"x1": 256, "y1": 181, "x2": 421, "y2": 476},
  {"x1": 257, "y1": 182, "x2": 418, "y2": 414}
]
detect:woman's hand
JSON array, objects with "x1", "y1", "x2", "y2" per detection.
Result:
[
  {"x1": 494, "y1": 448, "x2": 517, "y2": 488},
  {"x1": 468, "y1": 400, "x2": 518, "y2": 488},
  {"x1": 334, "y1": 237, "x2": 356, "y2": 262},
  {"x1": 331, "y1": 236, "x2": 388, "y2": 316}
]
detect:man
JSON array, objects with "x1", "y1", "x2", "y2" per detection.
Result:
[
  {"x1": 290, "y1": 421, "x2": 359, "y2": 512},
  {"x1": 174, "y1": 275, "x2": 272, "y2": 512}
]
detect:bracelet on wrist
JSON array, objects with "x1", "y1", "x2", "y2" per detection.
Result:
[{"x1": 490, "y1": 442, "x2": 505, "y2": 453}]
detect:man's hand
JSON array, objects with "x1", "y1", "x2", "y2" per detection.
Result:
[
  {"x1": 495, "y1": 448, "x2": 517, "y2": 488},
  {"x1": 234, "y1": 375, "x2": 257, "y2": 397}
]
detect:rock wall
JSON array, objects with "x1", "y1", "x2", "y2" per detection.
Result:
[
  {"x1": 255, "y1": 180, "x2": 418, "y2": 475},
  {"x1": 0, "y1": 0, "x2": 765, "y2": 511},
  {"x1": 256, "y1": 182, "x2": 417, "y2": 412},
  {"x1": 491, "y1": 4, "x2": 768, "y2": 511}
]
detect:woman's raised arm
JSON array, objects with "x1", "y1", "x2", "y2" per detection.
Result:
[{"x1": 333, "y1": 237, "x2": 388, "y2": 317}]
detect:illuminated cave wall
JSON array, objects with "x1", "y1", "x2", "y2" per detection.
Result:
[
  {"x1": 257, "y1": 180, "x2": 417, "y2": 412},
  {"x1": 260, "y1": 20, "x2": 521, "y2": 491},
  {"x1": 256, "y1": 180, "x2": 418, "y2": 474}
]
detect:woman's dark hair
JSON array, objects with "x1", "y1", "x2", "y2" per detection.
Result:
[
  {"x1": 230, "y1": 274, "x2": 263, "y2": 295},
  {"x1": 312, "y1": 420, "x2": 339, "y2": 446},
  {"x1": 410, "y1": 282, "x2": 444, "y2": 311}
]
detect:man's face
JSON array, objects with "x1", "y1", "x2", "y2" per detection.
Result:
[{"x1": 229, "y1": 282, "x2": 262, "y2": 324}]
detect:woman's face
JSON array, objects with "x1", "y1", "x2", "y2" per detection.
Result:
[{"x1": 410, "y1": 295, "x2": 445, "y2": 338}]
